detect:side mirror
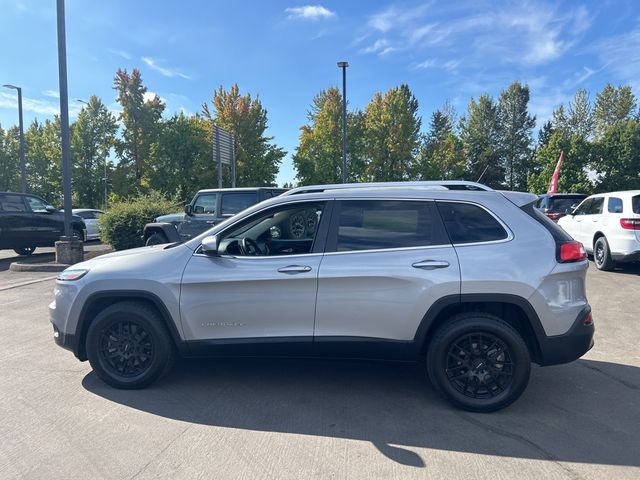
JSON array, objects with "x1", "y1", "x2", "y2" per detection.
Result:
[
  {"x1": 184, "y1": 204, "x2": 193, "y2": 216},
  {"x1": 45, "y1": 205, "x2": 57, "y2": 213},
  {"x1": 201, "y1": 235, "x2": 219, "y2": 256}
]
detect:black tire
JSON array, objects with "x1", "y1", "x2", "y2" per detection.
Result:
[
  {"x1": 86, "y1": 301, "x2": 175, "y2": 389},
  {"x1": 427, "y1": 313, "x2": 531, "y2": 412},
  {"x1": 72, "y1": 228, "x2": 85, "y2": 242},
  {"x1": 145, "y1": 232, "x2": 168, "y2": 246},
  {"x1": 594, "y1": 236, "x2": 615, "y2": 271},
  {"x1": 14, "y1": 247, "x2": 36, "y2": 256}
]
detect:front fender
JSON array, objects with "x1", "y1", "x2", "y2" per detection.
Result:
[{"x1": 143, "y1": 222, "x2": 181, "y2": 243}]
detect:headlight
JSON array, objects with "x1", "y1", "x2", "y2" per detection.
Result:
[{"x1": 57, "y1": 269, "x2": 89, "y2": 281}]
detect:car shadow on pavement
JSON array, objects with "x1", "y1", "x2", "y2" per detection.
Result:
[{"x1": 83, "y1": 357, "x2": 640, "y2": 469}]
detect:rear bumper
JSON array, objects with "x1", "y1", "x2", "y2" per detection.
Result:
[{"x1": 537, "y1": 306, "x2": 594, "y2": 366}]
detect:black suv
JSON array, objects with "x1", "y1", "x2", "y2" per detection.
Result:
[
  {"x1": 0, "y1": 192, "x2": 86, "y2": 255},
  {"x1": 143, "y1": 187, "x2": 287, "y2": 245}
]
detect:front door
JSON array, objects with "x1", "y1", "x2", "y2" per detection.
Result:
[{"x1": 179, "y1": 200, "x2": 330, "y2": 346}]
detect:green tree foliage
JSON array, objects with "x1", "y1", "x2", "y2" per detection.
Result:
[
  {"x1": 414, "y1": 109, "x2": 465, "y2": 180},
  {"x1": 0, "y1": 124, "x2": 20, "y2": 191},
  {"x1": 292, "y1": 87, "x2": 364, "y2": 185},
  {"x1": 460, "y1": 95, "x2": 503, "y2": 188},
  {"x1": 591, "y1": 119, "x2": 640, "y2": 192},
  {"x1": 71, "y1": 96, "x2": 118, "y2": 208},
  {"x1": 497, "y1": 82, "x2": 536, "y2": 190},
  {"x1": 98, "y1": 191, "x2": 179, "y2": 251},
  {"x1": 203, "y1": 84, "x2": 285, "y2": 187},
  {"x1": 594, "y1": 84, "x2": 637, "y2": 137},
  {"x1": 567, "y1": 89, "x2": 594, "y2": 139},
  {"x1": 148, "y1": 113, "x2": 213, "y2": 199},
  {"x1": 24, "y1": 118, "x2": 63, "y2": 205},
  {"x1": 528, "y1": 131, "x2": 593, "y2": 194},
  {"x1": 113, "y1": 68, "x2": 165, "y2": 192},
  {"x1": 363, "y1": 84, "x2": 421, "y2": 181},
  {"x1": 537, "y1": 120, "x2": 555, "y2": 150}
]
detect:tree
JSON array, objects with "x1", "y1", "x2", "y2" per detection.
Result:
[
  {"x1": 292, "y1": 87, "x2": 365, "y2": 185},
  {"x1": 414, "y1": 108, "x2": 465, "y2": 180},
  {"x1": 497, "y1": 82, "x2": 536, "y2": 190},
  {"x1": 528, "y1": 131, "x2": 593, "y2": 194},
  {"x1": 203, "y1": 84, "x2": 285, "y2": 187},
  {"x1": 567, "y1": 89, "x2": 594, "y2": 139},
  {"x1": 71, "y1": 96, "x2": 118, "y2": 208},
  {"x1": 113, "y1": 68, "x2": 165, "y2": 192},
  {"x1": 460, "y1": 95, "x2": 503, "y2": 187},
  {"x1": 552, "y1": 104, "x2": 569, "y2": 133},
  {"x1": 591, "y1": 119, "x2": 640, "y2": 192},
  {"x1": 537, "y1": 120, "x2": 555, "y2": 150},
  {"x1": 0, "y1": 124, "x2": 20, "y2": 192},
  {"x1": 363, "y1": 84, "x2": 421, "y2": 181},
  {"x1": 594, "y1": 84, "x2": 637, "y2": 137},
  {"x1": 24, "y1": 118, "x2": 63, "y2": 204},
  {"x1": 148, "y1": 113, "x2": 213, "y2": 199}
]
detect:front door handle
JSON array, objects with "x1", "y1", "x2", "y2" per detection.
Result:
[
  {"x1": 412, "y1": 260, "x2": 450, "y2": 270},
  {"x1": 277, "y1": 265, "x2": 312, "y2": 274}
]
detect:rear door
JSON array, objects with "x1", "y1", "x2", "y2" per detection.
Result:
[
  {"x1": 0, "y1": 194, "x2": 30, "y2": 248},
  {"x1": 582, "y1": 197, "x2": 604, "y2": 251},
  {"x1": 24, "y1": 195, "x2": 60, "y2": 245},
  {"x1": 314, "y1": 199, "x2": 460, "y2": 350}
]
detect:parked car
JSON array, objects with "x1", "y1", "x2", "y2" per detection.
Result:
[
  {"x1": 558, "y1": 190, "x2": 640, "y2": 270},
  {"x1": 72, "y1": 209, "x2": 104, "y2": 241},
  {"x1": 143, "y1": 187, "x2": 287, "y2": 245},
  {"x1": 0, "y1": 192, "x2": 86, "y2": 255},
  {"x1": 51, "y1": 181, "x2": 594, "y2": 412},
  {"x1": 536, "y1": 193, "x2": 587, "y2": 221}
]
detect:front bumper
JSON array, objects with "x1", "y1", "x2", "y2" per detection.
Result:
[
  {"x1": 52, "y1": 323, "x2": 77, "y2": 353},
  {"x1": 537, "y1": 306, "x2": 594, "y2": 366}
]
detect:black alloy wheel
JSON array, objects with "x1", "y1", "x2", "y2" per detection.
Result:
[
  {"x1": 427, "y1": 313, "x2": 531, "y2": 412},
  {"x1": 86, "y1": 301, "x2": 175, "y2": 389}
]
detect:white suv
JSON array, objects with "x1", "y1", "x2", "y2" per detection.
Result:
[{"x1": 558, "y1": 191, "x2": 640, "y2": 270}]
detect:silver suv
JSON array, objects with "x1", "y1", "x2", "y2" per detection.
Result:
[{"x1": 50, "y1": 181, "x2": 594, "y2": 412}]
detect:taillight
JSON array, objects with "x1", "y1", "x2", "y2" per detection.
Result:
[
  {"x1": 583, "y1": 312, "x2": 594, "y2": 326},
  {"x1": 558, "y1": 241, "x2": 587, "y2": 262},
  {"x1": 546, "y1": 212, "x2": 563, "y2": 221},
  {"x1": 620, "y1": 218, "x2": 640, "y2": 230}
]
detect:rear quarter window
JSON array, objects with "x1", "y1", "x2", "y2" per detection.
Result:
[
  {"x1": 437, "y1": 202, "x2": 508, "y2": 244},
  {"x1": 633, "y1": 195, "x2": 640, "y2": 214}
]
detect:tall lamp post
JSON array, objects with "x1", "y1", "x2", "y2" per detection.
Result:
[
  {"x1": 2, "y1": 84, "x2": 26, "y2": 192},
  {"x1": 77, "y1": 98, "x2": 108, "y2": 210},
  {"x1": 337, "y1": 61, "x2": 348, "y2": 183}
]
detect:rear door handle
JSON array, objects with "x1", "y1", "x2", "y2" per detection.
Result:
[
  {"x1": 277, "y1": 265, "x2": 312, "y2": 274},
  {"x1": 412, "y1": 260, "x2": 450, "y2": 270}
]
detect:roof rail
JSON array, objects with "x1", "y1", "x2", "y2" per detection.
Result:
[{"x1": 282, "y1": 181, "x2": 493, "y2": 196}]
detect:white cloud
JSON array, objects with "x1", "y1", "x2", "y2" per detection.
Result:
[
  {"x1": 360, "y1": 38, "x2": 396, "y2": 56},
  {"x1": 285, "y1": 5, "x2": 335, "y2": 20},
  {"x1": 42, "y1": 90, "x2": 59, "y2": 99},
  {"x1": 141, "y1": 57, "x2": 191, "y2": 79},
  {"x1": 414, "y1": 58, "x2": 437, "y2": 69},
  {"x1": 108, "y1": 48, "x2": 132, "y2": 60},
  {"x1": 0, "y1": 92, "x2": 81, "y2": 118},
  {"x1": 592, "y1": 28, "x2": 640, "y2": 91}
]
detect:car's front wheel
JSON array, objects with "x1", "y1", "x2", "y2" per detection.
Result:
[
  {"x1": 145, "y1": 232, "x2": 168, "y2": 246},
  {"x1": 14, "y1": 247, "x2": 36, "y2": 256},
  {"x1": 427, "y1": 313, "x2": 531, "y2": 412},
  {"x1": 86, "y1": 301, "x2": 175, "y2": 389}
]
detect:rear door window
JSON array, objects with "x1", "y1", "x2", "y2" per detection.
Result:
[
  {"x1": 608, "y1": 197, "x2": 623, "y2": 214},
  {"x1": 0, "y1": 194, "x2": 28, "y2": 212},
  {"x1": 335, "y1": 200, "x2": 446, "y2": 251},
  {"x1": 437, "y1": 202, "x2": 509, "y2": 244},
  {"x1": 588, "y1": 197, "x2": 604, "y2": 214},
  {"x1": 221, "y1": 192, "x2": 258, "y2": 215}
]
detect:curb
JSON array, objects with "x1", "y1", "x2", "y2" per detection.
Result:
[{"x1": 9, "y1": 262, "x2": 69, "y2": 272}]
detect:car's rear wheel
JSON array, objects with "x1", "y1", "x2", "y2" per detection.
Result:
[
  {"x1": 146, "y1": 232, "x2": 168, "y2": 246},
  {"x1": 14, "y1": 247, "x2": 36, "y2": 256},
  {"x1": 594, "y1": 236, "x2": 615, "y2": 271},
  {"x1": 72, "y1": 228, "x2": 85, "y2": 242},
  {"x1": 86, "y1": 301, "x2": 175, "y2": 389},
  {"x1": 427, "y1": 313, "x2": 531, "y2": 412}
]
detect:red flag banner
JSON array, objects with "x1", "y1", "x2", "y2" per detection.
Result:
[{"x1": 547, "y1": 151, "x2": 564, "y2": 194}]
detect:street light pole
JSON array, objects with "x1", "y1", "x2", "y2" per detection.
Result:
[
  {"x1": 337, "y1": 61, "x2": 349, "y2": 184},
  {"x1": 3, "y1": 84, "x2": 26, "y2": 192}
]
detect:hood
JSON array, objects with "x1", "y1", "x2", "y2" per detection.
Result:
[
  {"x1": 155, "y1": 212, "x2": 184, "y2": 223},
  {"x1": 67, "y1": 242, "x2": 192, "y2": 272}
]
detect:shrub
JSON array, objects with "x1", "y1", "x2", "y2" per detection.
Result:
[{"x1": 99, "y1": 192, "x2": 180, "y2": 251}]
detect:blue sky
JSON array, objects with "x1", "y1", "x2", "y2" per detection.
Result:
[{"x1": 1, "y1": 0, "x2": 639, "y2": 185}]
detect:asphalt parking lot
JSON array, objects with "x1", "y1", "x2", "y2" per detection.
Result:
[{"x1": 0, "y1": 258, "x2": 639, "y2": 479}]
